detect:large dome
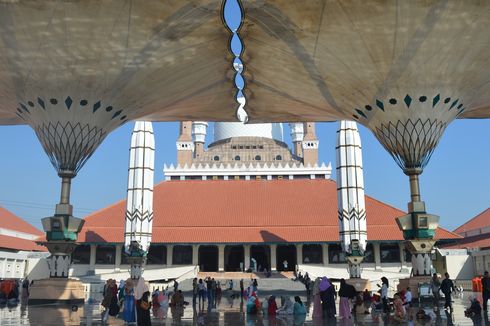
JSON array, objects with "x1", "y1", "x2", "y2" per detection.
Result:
[{"x1": 213, "y1": 122, "x2": 283, "y2": 143}]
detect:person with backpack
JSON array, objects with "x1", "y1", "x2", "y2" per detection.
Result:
[{"x1": 440, "y1": 272, "x2": 455, "y2": 311}]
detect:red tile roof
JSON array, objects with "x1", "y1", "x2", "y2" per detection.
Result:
[
  {"x1": 453, "y1": 208, "x2": 490, "y2": 235},
  {"x1": 0, "y1": 207, "x2": 44, "y2": 236},
  {"x1": 442, "y1": 234, "x2": 490, "y2": 250},
  {"x1": 79, "y1": 179, "x2": 460, "y2": 244},
  {"x1": 0, "y1": 234, "x2": 47, "y2": 252}
]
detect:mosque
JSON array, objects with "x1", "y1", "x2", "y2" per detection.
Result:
[{"x1": 69, "y1": 121, "x2": 460, "y2": 282}]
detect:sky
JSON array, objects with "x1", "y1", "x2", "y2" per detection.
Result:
[{"x1": 0, "y1": 118, "x2": 488, "y2": 232}]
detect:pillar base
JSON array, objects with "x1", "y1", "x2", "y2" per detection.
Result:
[
  {"x1": 345, "y1": 278, "x2": 371, "y2": 292},
  {"x1": 28, "y1": 278, "x2": 85, "y2": 305},
  {"x1": 397, "y1": 275, "x2": 431, "y2": 299}
]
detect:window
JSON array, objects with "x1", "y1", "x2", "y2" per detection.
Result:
[
  {"x1": 246, "y1": 146, "x2": 250, "y2": 149},
  {"x1": 328, "y1": 244, "x2": 346, "y2": 263},
  {"x1": 72, "y1": 245, "x2": 90, "y2": 264},
  {"x1": 252, "y1": 146, "x2": 257, "y2": 149},
  {"x1": 147, "y1": 245, "x2": 167, "y2": 265},
  {"x1": 363, "y1": 243, "x2": 375, "y2": 263},
  {"x1": 275, "y1": 155, "x2": 282, "y2": 161},
  {"x1": 255, "y1": 155, "x2": 261, "y2": 161},
  {"x1": 213, "y1": 156, "x2": 220, "y2": 161},
  {"x1": 231, "y1": 145, "x2": 237, "y2": 149},
  {"x1": 404, "y1": 249, "x2": 412, "y2": 263},
  {"x1": 380, "y1": 243, "x2": 401, "y2": 263},
  {"x1": 172, "y1": 245, "x2": 193, "y2": 265},
  {"x1": 259, "y1": 145, "x2": 264, "y2": 149},
  {"x1": 302, "y1": 244, "x2": 322, "y2": 264},
  {"x1": 96, "y1": 245, "x2": 115, "y2": 265},
  {"x1": 234, "y1": 155, "x2": 240, "y2": 161}
]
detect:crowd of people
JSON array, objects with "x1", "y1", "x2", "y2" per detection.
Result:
[{"x1": 96, "y1": 269, "x2": 490, "y2": 325}]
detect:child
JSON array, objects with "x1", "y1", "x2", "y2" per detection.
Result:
[
  {"x1": 465, "y1": 297, "x2": 482, "y2": 318},
  {"x1": 393, "y1": 294, "x2": 406, "y2": 322}
]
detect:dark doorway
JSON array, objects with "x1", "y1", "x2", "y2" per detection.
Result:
[
  {"x1": 250, "y1": 245, "x2": 270, "y2": 272},
  {"x1": 277, "y1": 244, "x2": 297, "y2": 271},
  {"x1": 199, "y1": 245, "x2": 219, "y2": 272},
  {"x1": 225, "y1": 245, "x2": 244, "y2": 271},
  {"x1": 302, "y1": 244, "x2": 323, "y2": 264}
]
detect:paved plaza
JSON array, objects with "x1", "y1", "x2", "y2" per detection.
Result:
[{"x1": 0, "y1": 292, "x2": 488, "y2": 325}]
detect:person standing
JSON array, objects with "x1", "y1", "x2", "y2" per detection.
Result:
[
  {"x1": 481, "y1": 271, "x2": 490, "y2": 312},
  {"x1": 240, "y1": 279, "x2": 244, "y2": 297},
  {"x1": 338, "y1": 279, "x2": 356, "y2": 320},
  {"x1": 430, "y1": 273, "x2": 441, "y2": 311},
  {"x1": 380, "y1": 277, "x2": 390, "y2": 314},
  {"x1": 283, "y1": 260, "x2": 288, "y2": 271},
  {"x1": 440, "y1": 272, "x2": 455, "y2": 311},
  {"x1": 192, "y1": 278, "x2": 198, "y2": 306}
]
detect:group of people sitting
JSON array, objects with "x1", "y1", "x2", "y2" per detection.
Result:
[{"x1": 246, "y1": 293, "x2": 307, "y2": 316}]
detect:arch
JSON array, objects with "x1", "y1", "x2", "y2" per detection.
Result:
[
  {"x1": 255, "y1": 155, "x2": 261, "y2": 161},
  {"x1": 234, "y1": 155, "x2": 241, "y2": 161},
  {"x1": 147, "y1": 245, "x2": 167, "y2": 265},
  {"x1": 224, "y1": 245, "x2": 244, "y2": 271},
  {"x1": 250, "y1": 245, "x2": 270, "y2": 272},
  {"x1": 363, "y1": 243, "x2": 375, "y2": 263},
  {"x1": 328, "y1": 244, "x2": 346, "y2": 264},
  {"x1": 275, "y1": 154, "x2": 282, "y2": 160},
  {"x1": 213, "y1": 155, "x2": 220, "y2": 161},
  {"x1": 302, "y1": 244, "x2": 322, "y2": 264},
  {"x1": 95, "y1": 245, "x2": 115, "y2": 265},
  {"x1": 277, "y1": 245, "x2": 297, "y2": 271},
  {"x1": 380, "y1": 243, "x2": 401, "y2": 263},
  {"x1": 172, "y1": 245, "x2": 192, "y2": 265},
  {"x1": 72, "y1": 244, "x2": 90, "y2": 264},
  {"x1": 198, "y1": 245, "x2": 219, "y2": 271}
]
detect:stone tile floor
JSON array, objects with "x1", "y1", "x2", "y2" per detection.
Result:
[{"x1": 0, "y1": 292, "x2": 488, "y2": 325}]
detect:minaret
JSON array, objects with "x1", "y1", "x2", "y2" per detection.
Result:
[
  {"x1": 124, "y1": 121, "x2": 155, "y2": 279},
  {"x1": 289, "y1": 123, "x2": 304, "y2": 157},
  {"x1": 192, "y1": 121, "x2": 208, "y2": 159},
  {"x1": 336, "y1": 120, "x2": 367, "y2": 279},
  {"x1": 176, "y1": 121, "x2": 193, "y2": 166},
  {"x1": 302, "y1": 122, "x2": 319, "y2": 166}
]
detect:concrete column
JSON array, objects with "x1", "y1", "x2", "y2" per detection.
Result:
[
  {"x1": 373, "y1": 243, "x2": 381, "y2": 270},
  {"x1": 192, "y1": 245, "x2": 199, "y2": 267},
  {"x1": 322, "y1": 244, "x2": 329, "y2": 266},
  {"x1": 167, "y1": 245, "x2": 173, "y2": 267},
  {"x1": 218, "y1": 245, "x2": 225, "y2": 272},
  {"x1": 89, "y1": 244, "x2": 96, "y2": 269},
  {"x1": 270, "y1": 244, "x2": 277, "y2": 271},
  {"x1": 115, "y1": 245, "x2": 122, "y2": 271},
  {"x1": 297, "y1": 244, "x2": 303, "y2": 265},
  {"x1": 244, "y1": 244, "x2": 251, "y2": 271}
]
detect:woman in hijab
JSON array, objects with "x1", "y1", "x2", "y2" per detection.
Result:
[
  {"x1": 319, "y1": 276, "x2": 336, "y2": 318},
  {"x1": 338, "y1": 278, "x2": 356, "y2": 320},
  {"x1": 268, "y1": 295, "x2": 278, "y2": 315},
  {"x1": 277, "y1": 296, "x2": 294, "y2": 315},
  {"x1": 312, "y1": 278, "x2": 322, "y2": 318},
  {"x1": 135, "y1": 277, "x2": 151, "y2": 326},
  {"x1": 123, "y1": 278, "x2": 136, "y2": 323}
]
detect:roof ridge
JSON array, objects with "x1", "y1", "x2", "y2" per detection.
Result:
[{"x1": 453, "y1": 207, "x2": 490, "y2": 233}]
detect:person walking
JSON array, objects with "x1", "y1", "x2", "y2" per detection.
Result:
[
  {"x1": 440, "y1": 272, "x2": 455, "y2": 311},
  {"x1": 430, "y1": 273, "x2": 441, "y2": 311},
  {"x1": 481, "y1": 271, "x2": 490, "y2": 312},
  {"x1": 240, "y1": 279, "x2": 244, "y2": 298}
]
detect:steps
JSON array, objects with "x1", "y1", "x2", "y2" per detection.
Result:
[{"x1": 177, "y1": 271, "x2": 306, "y2": 292}]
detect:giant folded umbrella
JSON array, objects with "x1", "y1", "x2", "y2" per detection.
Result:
[
  {"x1": 0, "y1": 0, "x2": 236, "y2": 293},
  {"x1": 239, "y1": 0, "x2": 490, "y2": 281}
]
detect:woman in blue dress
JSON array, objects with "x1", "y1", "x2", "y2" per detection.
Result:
[{"x1": 123, "y1": 278, "x2": 136, "y2": 323}]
